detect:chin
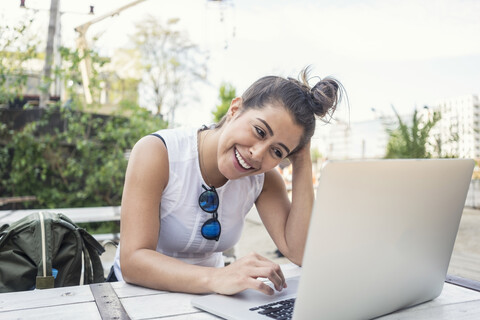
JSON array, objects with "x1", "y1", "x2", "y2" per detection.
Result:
[
  {"x1": 218, "y1": 165, "x2": 235, "y2": 181},
  {"x1": 222, "y1": 167, "x2": 252, "y2": 181}
]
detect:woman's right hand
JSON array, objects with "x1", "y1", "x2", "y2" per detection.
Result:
[{"x1": 210, "y1": 252, "x2": 287, "y2": 295}]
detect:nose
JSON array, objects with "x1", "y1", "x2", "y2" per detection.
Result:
[{"x1": 249, "y1": 142, "x2": 269, "y2": 163}]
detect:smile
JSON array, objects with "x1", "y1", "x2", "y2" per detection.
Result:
[{"x1": 235, "y1": 149, "x2": 252, "y2": 170}]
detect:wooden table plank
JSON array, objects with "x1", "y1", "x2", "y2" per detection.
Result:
[
  {"x1": 436, "y1": 283, "x2": 480, "y2": 302},
  {"x1": 159, "y1": 312, "x2": 222, "y2": 319},
  {"x1": 378, "y1": 298, "x2": 480, "y2": 320},
  {"x1": 120, "y1": 293, "x2": 203, "y2": 319},
  {"x1": 376, "y1": 283, "x2": 480, "y2": 319},
  {"x1": 0, "y1": 286, "x2": 93, "y2": 312},
  {"x1": 0, "y1": 302, "x2": 101, "y2": 320},
  {"x1": 410, "y1": 283, "x2": 480, "y2": 312},
  {"x1": 111, "y1": 281, "x2": 167, "y2": 299}
]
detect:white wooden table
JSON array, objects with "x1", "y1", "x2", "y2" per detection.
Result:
[{"x1": 1, "y1": 265, "x2": 479, "y2": 320}]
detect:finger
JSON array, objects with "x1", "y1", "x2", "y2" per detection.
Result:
[
  {"x1": 249, "y1": 254, "x2": 285, "y2": 277},
  {"x1": 246, "y1": 278, "x2": 274, "y2": 296},
  {"x1": 254, "y1": 259, "x2": 286, "y2": 289},
  {"x1": 250, "y1": 266, "x2": 285, "y2": 292},
  {"x1": 244, "y1": 253, "x2": 287, "y2": 289}
]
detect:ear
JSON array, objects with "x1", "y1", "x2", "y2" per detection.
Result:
[{"x1": 227, "y1": 97, "x2": 242, "y2": 119}]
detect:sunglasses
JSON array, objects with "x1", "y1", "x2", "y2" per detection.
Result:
[{"x1": 198, "y1": 184, "x2": 221, "y2": 241}]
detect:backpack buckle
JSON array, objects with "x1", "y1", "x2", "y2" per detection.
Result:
[{"x1": 35, "y1": 276, "x2": 55, "y2": 289}]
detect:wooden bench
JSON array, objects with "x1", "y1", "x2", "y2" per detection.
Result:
[{"x1": 0, "y1": 206, "x2": 121, "y2": 242}]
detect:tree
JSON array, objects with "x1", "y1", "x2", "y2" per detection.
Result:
[
  {"x1": 212, "y1": 82, "x2": 236, "y2": 122},
  {"x1": 39, "y1": 0, "x2": 59, "y2": 108},
  {"x1": 132, "y1": 16, "x2": 208, "y2": 125},
  {"x1": 0, "y1": 12, "x2": 40, "y2": 107},
  {"x1": 55, "y1": 44, "x2": 109, "y2": 108},
  {"x1": 431, "y1": 123, "x2": 460, "y2": 158},
  {"x1": 384, "y1": 106, "x2": 441, "y2": 159}
]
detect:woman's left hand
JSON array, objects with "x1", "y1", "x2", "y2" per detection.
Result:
[{"x1": 288, "y1": 141, "x2": 311, "y2": 167}]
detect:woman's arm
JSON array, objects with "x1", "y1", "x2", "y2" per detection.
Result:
[
  {"x1": 120, "y1": 135, "x2": 286, "y2": 295},
  {"x1": 255, "y1": 142, "x2": 314, "y2": 266},
  {"x1": 120, "y1": 135, "x2": 210, "y2": 293}
]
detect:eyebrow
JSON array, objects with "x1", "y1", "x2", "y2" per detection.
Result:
[{"x1": 256, "y1": 118, "x2": 291, "y2": 154}]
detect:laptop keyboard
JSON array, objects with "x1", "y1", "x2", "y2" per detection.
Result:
[{"x1": 249, "y1": 298, "x2": 296, "y2": 319}]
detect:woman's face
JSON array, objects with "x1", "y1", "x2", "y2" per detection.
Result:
[{"x1": 217, "y1": 99, "x2": 303, "y2": 180}]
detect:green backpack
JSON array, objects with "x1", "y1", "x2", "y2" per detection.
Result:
[{"x1": 0, "y1": 211, "x2": 105, "y2": 292}]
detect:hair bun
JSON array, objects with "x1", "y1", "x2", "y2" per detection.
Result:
[{"x1": 309, "y1": 78, "x2": 340, "y2": 118}]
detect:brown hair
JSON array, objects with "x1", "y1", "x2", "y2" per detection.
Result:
[{"x1": 216, "y1": 67, "x2": 345, "y2": 154}]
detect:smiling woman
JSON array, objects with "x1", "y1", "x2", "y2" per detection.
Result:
[{"x1": 112, "y1": 67, "x2": 345, "y2": 296}]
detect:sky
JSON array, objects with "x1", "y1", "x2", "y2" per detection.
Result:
[{"x1": 2, "y1": 0, "x2": 480, "y2": 128}]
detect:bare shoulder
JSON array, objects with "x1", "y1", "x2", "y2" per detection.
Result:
[
  {"x1": 131, "y1": 134, "x2": 168, "y2": 157},
  {"x1": 125, "y1": 135, "x2": 169, "y2": 197},
  {"x1": 129, "y1": 135, "x2": 168, "y2": 169}
]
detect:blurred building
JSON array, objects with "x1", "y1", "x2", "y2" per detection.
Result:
[
  {"x1": 430, "y1": 94, "x2": 480, "y2": 159},
  {"x1": 313, "y1": 94, "x2": 480, "y2": 161},
  {"x1": 313, "y1": 118, "x2": 388, "y2": 160}
]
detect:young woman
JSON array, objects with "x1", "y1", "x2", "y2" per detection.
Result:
[{"x1": 112, "y1": 67, "x2": 343, "y2": 295}]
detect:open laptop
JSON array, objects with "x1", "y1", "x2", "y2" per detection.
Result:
[{"x1": 192, "y1": 159, "x2": 474, "y2": 320}]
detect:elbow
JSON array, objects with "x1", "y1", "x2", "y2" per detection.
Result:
[
  {"x1": 119, "y1": 250, "x2": 139, "y2": 284},
  {"x1": 121, "y1": 266, "x2": 135, "y2": 284},
  {"x1": 292, "y1": 259, "x2": 303, "y2": 267},
  {"x1": 280, "y1": 247, "x2": 304, "y2": 267},
  {"x1": 120, "y1": 259, "x2": 134, "y2": 284},
  {"x1": 288, "y1": 254, "x2": 304, "y2": 267}
]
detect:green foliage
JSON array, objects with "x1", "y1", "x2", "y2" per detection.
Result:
[
  {"x1": 0, "y1": 12, "x2": 40, "y2": 105},
  {"x1": 55, "y1": 45, "x2": 109, "y2": 107},
  {"x1": 310, "y1": 147, "x2": 322, "y2": 163},
  {"x1": 77, "y1": 221, "x2": 119, "y2": 235},
  {"x1": 212, "y1": 82, "x2": 236, "y2": 122},
  {"x1": 384, "y1": 106, "x2": 441, "y2": 159},
  {"x1": 0, "y1": 101, "x2": 166, "y2": 209}
]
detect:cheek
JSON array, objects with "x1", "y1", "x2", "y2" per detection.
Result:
[
  {"x1": 260, "y1": 157, "x2": 282, "y2": 172},
  {"x1": 216, "y1": 144, "x2": 235, "y2": 177}
]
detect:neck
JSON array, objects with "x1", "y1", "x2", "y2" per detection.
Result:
[{"x1": 198, "y1": 129, "x2": 227, "y2": 188}]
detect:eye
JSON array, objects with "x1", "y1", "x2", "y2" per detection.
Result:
[
  {"x1": 255, "y1": 126, "x2": 266, "y2": 138},
  {"x1": 273, "y1": 148, "x2": 283, "y2": 158}
]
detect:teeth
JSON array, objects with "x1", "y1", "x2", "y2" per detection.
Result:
[{"x1": 235, "y1": 149, "x2": 252, "y2": 169}]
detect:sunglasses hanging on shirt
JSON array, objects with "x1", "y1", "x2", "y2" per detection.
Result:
[{"x1": 198, "y1": 184, "x2": 221, "y2": 241}]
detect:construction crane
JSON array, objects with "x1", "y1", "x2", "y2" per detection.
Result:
[{"x1": 74, "y1": 0, "x2": 146, "y2": 104}]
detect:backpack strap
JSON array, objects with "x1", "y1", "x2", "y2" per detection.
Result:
[
  {"x1": 58, "y1": 213, "x2": 105, "y2": 284},
  {"x1": 0, "y1": 222, "x2": 9, "y2": 233},
  {"x1": 0, "y1": 224, "x2": 12, "y2": 248},
  {"x1": 35, "y1": 212, "x2": 55, "y2": 289},
  {"x1": 80, "y1": 228, "x2": 106, "y2": 284}
]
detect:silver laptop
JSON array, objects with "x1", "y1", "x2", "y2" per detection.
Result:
[{"x1": 192, "y1": 159, "x2": 474, "y2": 320}]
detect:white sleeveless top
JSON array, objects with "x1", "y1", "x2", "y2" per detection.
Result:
[{"x1": 113, "y1": 127, "x2": 265, "y2": 280}]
